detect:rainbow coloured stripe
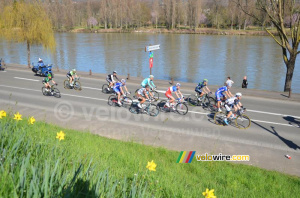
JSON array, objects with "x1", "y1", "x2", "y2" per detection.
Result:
[{"x1": 176, "y1": 151, "x2": 196, "y2": 163}]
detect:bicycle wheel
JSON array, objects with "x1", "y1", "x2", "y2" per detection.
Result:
[
  {"x1": 121, "y1": 96, "x2": 133, "y2": 108},
  {"x1": 74, "y1": 81, "x2": 82, "y2": 91},
  {"x1": 235, "y1": 114, "x2": 251, "y2": 129},
  {"x1": 53, "y1": 88, "x2": 61, "y2": 98},
  {"x1": 187, "y1": 94, "x2": 199, "y2": 106},
  {"x1": 63, "y1": 80, "x2": 70, "y2": 89},
  {"x1": 108, "y1": 95, "x2": 117, "y2": 106},
  {"x1": 134, "y1": 89, "x2": 139, "y2": 99},
  {"x1": 42, "y1": 87, "x2": 48, "y2": 96},
  {"x1": 214, "y1": 111, "x2": 226, "y2": 126},
  {"x1": 102, "y1": 84, "x2": 109, "y2": 93},
  {"x1": 176, "y1": 103, "x2": 188, "y2": 115},
  {"x1": 129, "y1": 102, "x2": 139, "y2": 114},
  {"x1": 157, "y1": 100, "x2": 169, "y2": 112},
  {"x1": 148, "y1": 104, "x2": 159, "y2": 117},
  {"x1": 151, "y1": 90, "x2": 160, "y2": 100}
]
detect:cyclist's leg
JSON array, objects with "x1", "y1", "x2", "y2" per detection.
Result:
[{"x1": 216, "y1": 92, "x2": 221, "y2": 109}]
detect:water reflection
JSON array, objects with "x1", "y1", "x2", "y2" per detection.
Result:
[{"x1": 0, "y1": 33, "x2": 299, "y2": 93}]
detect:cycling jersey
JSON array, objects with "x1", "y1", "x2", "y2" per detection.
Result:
[
  {"x1": 43, "y1": 77, "x2": 51, "y2": 83},
  {"x1": 107, "y1": 74, "x2": 119, "y2": 82},
  {"x1": 138, "y1": 88, "x2": 149, "y2": 97},
  {"x1": 165, "y1": 86, "x2": 178, "y2": 98},
  {"x1": 67, "y1": 71, "x2": 76, "y2": 76},
  {"x1": 225, "y1": 97, "x2": 239, "y2": 111},
  {"x1": 215, "y1": 86, "x2": 228, "y2": 101},
  {"x1": 141, "y1": 78, "x2": 155, "y2": 89},
  {"x1": 195, "y1": 82, "x2": 206, "y2": 93},
  {"x1": 113, "y1": 82, "x2": 124, "y2": 93}
]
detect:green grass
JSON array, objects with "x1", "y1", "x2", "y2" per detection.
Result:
[{"x1": 0, "y1": 112, "x2": 299, "y2": 198}]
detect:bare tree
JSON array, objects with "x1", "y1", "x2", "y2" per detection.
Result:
[{"x1": 236, "y1": 0, "x2": 300, "y2": 93}]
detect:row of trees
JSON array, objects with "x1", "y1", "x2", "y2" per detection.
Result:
[{"x1": 0, "y1": 0, "x2": 292, "y2": 31}]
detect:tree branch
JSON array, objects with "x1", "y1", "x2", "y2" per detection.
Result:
[
  {"x1": 297, "y1": 51, "x2": 300, "y2": 55},
  {"x1": 264, "y1": 27, "x2": 285, "y2": 48}
]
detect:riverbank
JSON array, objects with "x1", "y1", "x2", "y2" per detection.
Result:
[
  {"x1": 1, "y1": 110, "x2": 299, "y2": 197},
  {"x1": 69, "y1": 27, "x2": 278, "y2": 36},
  {"x1": 4, "y1": 63, "x2": 300, "y2": 102}
]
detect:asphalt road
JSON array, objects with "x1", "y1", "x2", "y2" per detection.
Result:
[{"x1": 0, "y1": 68, "x2": 299, "y2": 176}]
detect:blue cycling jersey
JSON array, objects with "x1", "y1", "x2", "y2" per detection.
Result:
[
  {"x1": 114, "y1": 82, "x2": 123, "y2": 89},
  {"x1": 196, "y1": 82, "x2": 206, "y2": 90},
  {"x1": 216, "y1": 86, "x2": 228, "y2": 94}
]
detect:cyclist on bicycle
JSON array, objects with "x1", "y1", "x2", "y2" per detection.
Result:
[
  {"x1": 43, "y1": 73, "x2": 57, "y2": 93},
  {"x1": 195, "y1": 79, "x2": 211, "y2": 101},
  {"x1": 137, "y1": 85, "x2": 154, "y2": 109},
  {"x1": 215, "y1": 81, "x2": 234, "y2": 112},
  {"x1": 165, "y1": 83, "x2": 183, "y2": 108},
  {"x1": 223, "y1": 93, "x2": 243, "y2": 125},
  {"x1": 67, "y1": 69, "x2": 78, "y2": 87},
  {"x1": 141, "y1": 75, "x2": 156, "y2": 90},
  {"x1": 106, "y1": 71, "x2": 120, "y2": 91},
  {"x1": 113, "y1": 79, "x2": 130, "y2": 106}
]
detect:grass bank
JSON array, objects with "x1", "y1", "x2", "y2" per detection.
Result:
[{"x1": 0, "y1": 110, "x2": 299, "y2": 197}]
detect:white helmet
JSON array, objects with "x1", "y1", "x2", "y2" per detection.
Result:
[
  {"x1": 236, "y1": 93, "x2": 242, "y2": 97},
  {"x1": 176, "y1": 83, "x2": 181, "y2": 87},
  {"x1": 39, "y1": 58, "x2": 42, "y2": 61}
]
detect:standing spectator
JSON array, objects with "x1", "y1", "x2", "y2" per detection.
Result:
[
  {"x1": 225, "y1": 77, "x2": 234, "y2": 86},
  {"x1": 242, "y1": 76, "x2": 248, "y2": 88}
]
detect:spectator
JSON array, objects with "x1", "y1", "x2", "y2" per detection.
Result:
[
  {"x1": 225, "y1": 76, "x2": 234, "y2": 86},
  {"x1": 242, "y1": 76, "x2": 248, "y2": 88},
  {"x1": 0, "y1": 58, "x2": 4, "y2": 71}
]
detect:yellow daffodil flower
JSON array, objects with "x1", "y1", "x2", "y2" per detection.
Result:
[
  {"x1": 0, "y1": 110, "x2": 7, "y2": 119},
  {"x1": 202, "y1": 188, "x2": 216, "y2": 198},
  {"x1": 56, "y1": 131, "x2": 65, "y2": 141},
  {"x1": 146, "y1": 160, "x2": 157, "y2": 171},
  {"x1": 13, "y1": 112, "x2": 22, "y2": 121},
  {"x1": 28, "y1": 116, "x2": 35, "y2": 125}
]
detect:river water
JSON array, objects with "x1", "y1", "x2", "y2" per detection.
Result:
[{"x1": 0, "y1": 33, "x2": 299, "y2": 93}]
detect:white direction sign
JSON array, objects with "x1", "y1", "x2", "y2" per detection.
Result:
[{"x1": 145, "y1": 44, "x2": 160, "y2": 52}]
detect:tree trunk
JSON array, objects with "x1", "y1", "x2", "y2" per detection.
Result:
[
  {"x1": 27, "y1": 41, "x2": 30, "y2": 68},
  {"x1": 284, "y1": 55, "x2": 296, "y2": 92}
]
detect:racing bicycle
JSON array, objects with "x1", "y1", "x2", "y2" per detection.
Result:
[
  {"x1": 64, "y1": 77, "x2": 82, "y2": 91},
  {"x1": 42, "y1": 84, "x2": 61, "y2": 98},
  {"x1": 157, "y1": 98, "x2": 188, "y2": 115},
  {"x1": 108, "y1": 93, "x2": 133, "y2": 108},
  {"x1": 214, "y1": 108, "x2": 251, "y2": 129},
  {"x1": 129, "y1": 99, "x2": 159, "y2": 117}
]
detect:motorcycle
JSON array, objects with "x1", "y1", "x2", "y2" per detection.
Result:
[{"x1": 32, "y1": 62, "x2": 53, "y2": 77}]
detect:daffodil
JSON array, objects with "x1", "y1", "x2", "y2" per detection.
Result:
[
  {"x1": 28, "y1": 116, "x2": 35, "y2": 125},
  {"x1": 146, "y1": 160, "x2": 157, "y2": 171},
  {"x1": 202, "y1": 188, "x2": 216, "y2": 198},
  {"x1": 13, "y1": 112, "x2": 22, "y2": 121},
  {"x1": 0, "y1": 110, "x2": 6, "y2": 119},
  {"x1": 56, "y1": 131, "x2": 65, "y2": 141}
]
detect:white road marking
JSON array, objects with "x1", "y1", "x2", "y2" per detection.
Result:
[
  {"x1": 247, "y1": 109, "x2": 300, "y2": 119},
  {"x1": 0, "y1": 84, "x2": 298, "y2": 128},
  {"x1": 14, "y1": 77, "x2": 39, "y2": 82},
  {"x1": 82, "y1": 86, "x2": 102, "y2": 91},
  {"x1": 0, "y1": 71, "x2": 7, "y2": 72}
]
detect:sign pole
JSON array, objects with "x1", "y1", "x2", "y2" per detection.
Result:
[{"x1": 145, "y1": 44, "x2": 160, "y2": 76}]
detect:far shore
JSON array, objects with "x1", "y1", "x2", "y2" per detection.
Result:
[{"x1": 66, "y1": 27, "x2": 279, "y2": 36}]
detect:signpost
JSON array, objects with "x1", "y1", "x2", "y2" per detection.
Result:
[{"x1": 145, "y1": 44, "x2": 160, "y2": 75}]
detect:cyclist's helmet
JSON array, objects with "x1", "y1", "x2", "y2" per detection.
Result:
[
  {"x1": 203, "y1": 79, "x2": 208, "y2": 83},
  {"x1": 72, "y1": 69, "x2": 76, "y2": 72},
  {"x1": 47, "y1": 73, "x2": 52, "y2": 78},
  {"x1": 113, "y1": 71, "x2": 117, "y2": 74},
  {"x1": 121, "y1": 79, "x2": 126, "y2": 84},
  {"x1": 236, "y1": 93, "x2": 242, "y2": 97},
  {"x1": 149, "y1": 75, "x2": 154, "y2": 78},
  {"x1": 176, "y1": 83, "x2": 181, "y2": 87}
]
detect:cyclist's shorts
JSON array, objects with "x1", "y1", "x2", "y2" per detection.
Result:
[
  {"x1": 215, "y1": 92, "x2": 225, "y2": 101},
  {"x1": 113, "y1": 87, "x2": 121, "y2": 93},
  {"x1": 165, "y1": 91, "x2": 172, "y2": 99},
  {"x1": 195, "y1": 88, "x2": 202, "y2": 94},
  {"x1": 66, "y1": 74, "x2": 72, "y2": 78},
  {"x1": 106, "y1": 78, "x2": 112, "y2": 83}
]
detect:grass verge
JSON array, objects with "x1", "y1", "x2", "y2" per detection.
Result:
[{"x1": 0, "y1": 111, "x2": 299, "y2": 197}]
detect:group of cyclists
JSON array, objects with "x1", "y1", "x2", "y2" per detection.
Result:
[
  {"x1": 103, "y1": 71, "x2": 244, "y2": 125},
  {"x1": 41, "y1": 58, "x2": 244, "y2": 125}
]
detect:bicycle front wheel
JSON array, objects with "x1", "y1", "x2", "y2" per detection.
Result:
[
  {"x1": 42, "y1": 87, "x2": 48, "y2": 96},
  {"x1": 122, "y1": 97, "x2": 133, "y2": 108},
  {"x1": 53, "y1": 88, "x2": 61, "y2": 98},
  {"x1": 214, "y1": 111, "x2": 226, "y2": 126},
  {"x1": 129, "y1": 103, "x2": 139, "y2": 114},
  {"x1": 74, "y1": 81, "x2": 82, "y2": 91},
  {"x1": 157, "y1": 100, "x2": 169, "y2": 112},
  {"x1": 108, "y1": 95, "x2": 117, "y2": 106},
  {"x1": 148, "y1": 104, "x2": 159, "y2": 117},
  {"x1": 176, "y1": 103, "x2": 188, "y2": 115},
  {"x1": 235, "y1": 114, "x2": 251, "y2": 129}
]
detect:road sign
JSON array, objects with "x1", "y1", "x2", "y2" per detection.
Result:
[{"x1": 145, "y1": 44, "x2": 160, "y2": 52}]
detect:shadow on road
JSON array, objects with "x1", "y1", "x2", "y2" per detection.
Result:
[
  {"x1": 283, "y1": 116, "x2": 300, "y2": 128},
  {"x1": 252, "y1": 121, "x2": 300, "y2": 150}
]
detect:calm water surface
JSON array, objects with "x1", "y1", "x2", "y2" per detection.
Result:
[{"x1": 0, "y1": 33, "x2": 299, "y2": 93}]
